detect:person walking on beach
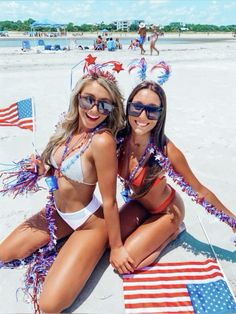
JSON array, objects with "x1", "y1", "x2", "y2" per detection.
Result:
[
  {"x1": 150, "y1": 25, "x2": 159, "y2": 55},
  {"x1": 115, "y1": 80, "x2": 236, "y2": 273},
  {"x1": 0, "y1": 69, "x2": 134, "y2": 312},
  {"x1": 138, "y1": 22, "x2": 146, "y2": 55}
]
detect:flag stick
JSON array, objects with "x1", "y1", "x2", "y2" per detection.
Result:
[{"x1": 31, "y1": 96, "x2": 38, "y2": 175}]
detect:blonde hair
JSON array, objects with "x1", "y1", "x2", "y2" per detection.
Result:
[{"x1": 41, "y1": 76, "x2": 125, "y2": 167}]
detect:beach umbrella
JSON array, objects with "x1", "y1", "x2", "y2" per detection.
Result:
[{"x1": 31, "y1": 19, "x2": 66, "y2": 28}]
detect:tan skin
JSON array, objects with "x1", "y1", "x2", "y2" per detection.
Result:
[
  {"x1": 118, "y1": 88, "x2": 236, "y2": 273},
  {"x1": 0, "y1": 80, "x2": 133, "y2": 313},
  {"x1": 150, "y1": 27, "x2": 159, "y2": 55},
  {"x1": 138, "y1": 27, "x2": 146, "y2": 55}
]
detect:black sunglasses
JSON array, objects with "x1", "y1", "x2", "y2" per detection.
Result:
[
  {"x1": 78, "y1": 95, "x2": 114, "y2": 116},
  {"x1": 128, "y1": 102, "x2": 162, "y2": 120}
]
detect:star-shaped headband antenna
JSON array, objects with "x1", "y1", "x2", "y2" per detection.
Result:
[{"x1": 70, "y1": 54, "x2": 124, "y2": 90}]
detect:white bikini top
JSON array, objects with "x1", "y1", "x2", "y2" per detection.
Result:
[{"x1": 50, "y1": 149, "x2": 96, "y2": 186}]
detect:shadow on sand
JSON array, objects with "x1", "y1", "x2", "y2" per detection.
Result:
[{"x1": 159, "y1": 230, "x2": 236, "y2": 263}]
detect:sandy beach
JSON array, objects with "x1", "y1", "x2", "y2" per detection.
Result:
[{"x1": 0, "y1": 35, "x2": 236, "y2": 313}]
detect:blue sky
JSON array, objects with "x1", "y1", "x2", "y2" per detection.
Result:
[{"x1": 0, "y1": 0, "x2": 235, "y2": 26}]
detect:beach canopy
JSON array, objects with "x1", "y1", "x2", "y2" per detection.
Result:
[
  {"x1": 101, "y1": 28, "x2": 108, "y2": 32},
  {"x1": 31, "y1": 19, "x2": 66, "y2": 29}
]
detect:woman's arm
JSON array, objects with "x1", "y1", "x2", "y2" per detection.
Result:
[
  {"x1": 166, "y1": 141, "x2": 236, "y2": 231},
  {"x1": 92, "y1": 132, "x2": 134, "y2": 273}
]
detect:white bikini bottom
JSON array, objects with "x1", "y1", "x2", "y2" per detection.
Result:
[{"x1": 56, "y1": 194, "x2": 101, "y2": 230}]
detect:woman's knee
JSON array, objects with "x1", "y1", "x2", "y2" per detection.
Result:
[
  {"x1": 0, "y1": 231, "x2": 49, "y2": 262},
  {"x1": 0, "y1": 240, "x2": 28, "y2": 262},
  {"x1": 39, "y1": 288, "x2": 72, "y2": 313}
]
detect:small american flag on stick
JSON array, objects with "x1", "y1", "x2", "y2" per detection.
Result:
[{"x1": 0, "y1": 98, "x2": 33, "y2": 131}]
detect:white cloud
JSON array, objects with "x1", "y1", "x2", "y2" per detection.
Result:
[{"x1": 0, "y1": 0, "x2": 235, "y2": 25}]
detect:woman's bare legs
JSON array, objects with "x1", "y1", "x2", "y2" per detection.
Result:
[
  {"x1": 39, "y1": 207, "x2": 108, "y2": 313},
  {"x1": 0, "y1": 208, "x2": 73, "y2": 262},
  {"x1": 120, "y1": 193, "x2": 185, "y2": 270},
  {"x1": 150, "y1": 43, "x2": 159, "y2": 55},
  {"x1": 119, "y1": 200, "x2": 149, "y2": 240}
]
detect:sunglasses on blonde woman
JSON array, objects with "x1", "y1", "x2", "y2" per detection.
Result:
[
  {"x1": 78, "y1": 95, "x2": 114, "y2": 116},
  {"x1": 128, "y1": 102, "x2": 162, "y2": 120}
]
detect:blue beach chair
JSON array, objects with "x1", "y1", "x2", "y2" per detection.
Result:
[
  {"x1": 21, "y1": 40, "x2": 31, "y2": 52},
  {"x1": 37, "y1": 39, "x2": 45, "y2": 47}
]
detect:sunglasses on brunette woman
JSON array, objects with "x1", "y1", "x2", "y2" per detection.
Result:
[{"x1": 128, "y1": 102, "x2": 162, "y2": 120}]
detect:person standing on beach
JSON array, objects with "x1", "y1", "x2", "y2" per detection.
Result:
[
  {"x1": 115, "y1": 80, "x2": 236, "y2": 273},
  {"x1": 138, "y1": 22, "x2": 147, "y2": 55},
  {"x1": 0, "y1": 68, "x2": 134, "y2": 312},
  {"x1": 150, "y1": 25, "x2": 159, "y2": 55}
]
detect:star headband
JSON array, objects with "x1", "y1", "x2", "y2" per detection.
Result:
[
  {"x1": 127, "y1": 57, "x2": 171, "y2": 85},
  {"x1": 70, "y1": 54, "x2": 124, "y2": 90}
]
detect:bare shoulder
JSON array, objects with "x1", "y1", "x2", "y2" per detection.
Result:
[
  {"x1": 166, "y1": 139, "x2": 185, "y2": 163},
  {"x1": 91, "y1": 130, "x2": 116, "y2": 151}
]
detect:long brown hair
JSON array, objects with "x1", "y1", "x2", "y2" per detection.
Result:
[
  {"x1": 41, "y1": 76, "x2": 125, "y2": 168},
  {"x1": 118, "y1": 80, "x2": 167, "y2": 198}
]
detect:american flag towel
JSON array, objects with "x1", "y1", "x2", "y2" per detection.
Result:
[
  {"x1": 0, "y1": 98, "x2": 33, "y2": 131},
  {"x1": 122, "y1": 259, "x2": 236, "y2": 314}
]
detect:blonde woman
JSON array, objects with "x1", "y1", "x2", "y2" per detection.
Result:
[{"x1": 0, "y1": 72, "x2": 134, "y2": 312}]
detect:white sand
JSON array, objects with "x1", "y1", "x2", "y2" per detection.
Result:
[{"x1": 0, "y1": 36, "x2": 236, "y2": 313}]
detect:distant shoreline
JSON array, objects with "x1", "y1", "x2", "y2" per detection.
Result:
[{"x1": 1, "y1": 31, "x2": 235, "y2": 41}]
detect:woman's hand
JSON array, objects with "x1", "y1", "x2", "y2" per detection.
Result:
[
  {"x1": 23, "y1": 154, "x2": 46, "y2": 176},
  {"x1": 110, "y1": 246, "x2": 135, "y2": 274}
]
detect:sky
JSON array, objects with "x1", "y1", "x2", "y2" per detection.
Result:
[{"x1": 0, "y1": 0, "x2": 235, "y2": 26}]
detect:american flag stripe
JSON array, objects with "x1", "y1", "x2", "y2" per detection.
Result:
[
  {"x1": 124, "y1": 307, "x2": 194, "y2": 314},
  {"x1": 0, "y1": 102, "x2": 16, "y2": 113},
  {"x1": 0, "y1": 119, "x2": 33, "y2": 130},
  {"x1": 126, "y1": 259, "x2": 220, "y2": 272},
  {"x1": 122, "y1": 259, "x2": 226, "y2": 314}
]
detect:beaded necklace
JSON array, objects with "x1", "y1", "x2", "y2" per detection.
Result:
[
  {"x1": 47, "y1": 122, "x2": 105, "y2": 191},
  {"x1": 56, "y1": 132, "x2": 90, "y2": 176},
  {"x1": 118, "y1": 136, "x2": 154, "y2": 203}
]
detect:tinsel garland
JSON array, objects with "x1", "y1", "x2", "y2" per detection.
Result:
[
  {"x1": 152, "y1": 146, "x2": 236, "y2": 245},
  {"x1": 0, "y1": 191, "x2": 57, "y2": 313},
  {"x1": 117, "y1": 136, "x2": 236, "y2": 244},
  {"x1": 0, "y1": 157, "x2": 44, "y2": 198}
]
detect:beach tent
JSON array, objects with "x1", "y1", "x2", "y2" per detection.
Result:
[
  {"x1": 30, "y1": 19, "x2": 66, "y2": 36},
  {"x1": 31, "y1": 19, "x2": 66, "y2": 29},
  {"x1": 101, "y1": 28, "x2": 109, "y2": 36}
]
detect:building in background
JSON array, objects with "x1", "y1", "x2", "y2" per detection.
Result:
[{"x1": 113, "y1": 20, "x2": 141, "y2": 31}]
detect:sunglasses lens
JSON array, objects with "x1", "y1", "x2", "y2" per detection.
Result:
[
  {"x1": 98, "y1": 102, "x2": 114, "y2": 115},
  {"x1": 128, "y1": 102, "x2": 143, "y2": 117},
  {"x1": 146, "y1": 107, "x2": 162, "y2": 120},
  {"x1": 79, "y1": 96, "x2": 93, "y2": 109}
]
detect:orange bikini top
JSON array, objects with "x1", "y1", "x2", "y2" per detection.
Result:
[{"x1": 132, "y1": 166, "x2": 165, "y2": 187}]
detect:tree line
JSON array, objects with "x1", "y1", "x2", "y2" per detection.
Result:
[{"x1": 0, "y1": 18, "x2": 235, "y2": 33}]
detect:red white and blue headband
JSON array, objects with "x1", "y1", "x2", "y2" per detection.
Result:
[
  {"x1": 127, "y1": 57, "x2": 171, "y2": 85},
  {"x1": 70, "y1": 54, "x2": 171, "y2": 90},
  {"x1": 70, "y1": 54, "x2": 124, "y2": 90}
]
